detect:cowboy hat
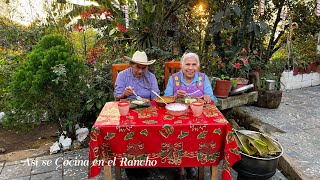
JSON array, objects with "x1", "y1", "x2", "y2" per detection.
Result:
[{"x1": 124, "y1": 51, "x2": 156, "y2": 65}]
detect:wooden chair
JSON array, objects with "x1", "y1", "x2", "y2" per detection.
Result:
[
  {"x1": 164, "y1": 61, "x2": 181, "y2": 87},
  {"x1": 112, "y1": 64, "x2": 129, "y2": 86}
]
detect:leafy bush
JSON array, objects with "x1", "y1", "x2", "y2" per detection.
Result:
[
  {"x1": 3, "y1": 35, "x2": 86, "y2": 137},
  {"x1": 80, "y1": 61, "x2": 115, "y2": 127},
  {"x1": 291, "y1": 35, "x2": 320, "y2": 67}
]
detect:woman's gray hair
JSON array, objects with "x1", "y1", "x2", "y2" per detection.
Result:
[{"x1": 180, "y1": 52, "x2": 200, "y2": 66}]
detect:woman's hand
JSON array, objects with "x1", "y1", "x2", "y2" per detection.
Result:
[
  {"x1": 199, "y1": 95, "x2": 212, "y2": 104},
  {"x1": 175, "y1": 90, "x2": 187, "y2": 98}
]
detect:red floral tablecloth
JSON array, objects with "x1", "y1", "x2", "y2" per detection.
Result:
[{"x1": 88, "y1": 101, "x2": 241, "y2": 179}]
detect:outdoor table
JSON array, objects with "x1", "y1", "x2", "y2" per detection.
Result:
[{"x1": 88, "y1": 101, "x2": 241, "y2": 180}]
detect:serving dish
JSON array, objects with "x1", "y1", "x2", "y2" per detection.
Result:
[
  {"x1": 154, "y1": 96, "x2": 175, "y2": 107},
  {"x1": 165, "y1": 103, "x2": 188, "y2": 116}
]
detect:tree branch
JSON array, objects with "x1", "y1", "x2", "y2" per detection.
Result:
[
  {"x1": 273, "y1": 25, "x2": 289, "y2": 46},
  {"x1": 163, "y1": 0, "x2": 188, "y2": 22},
  {"x1": 265, "y1": 0, "x2": 286, "y2": 62}
]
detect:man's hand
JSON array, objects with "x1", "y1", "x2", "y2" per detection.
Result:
[{"x1": 123, "y1": 86, "x2": 134, "y2": 97}]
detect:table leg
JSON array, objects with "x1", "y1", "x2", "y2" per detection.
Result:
[
  {"x1": 115, "y1": 167, "x2": 121, "y2": 180},
  {"x1": 104, "y1": 166, "x2": 112, "y2": 180},
  {"x1": 198, "y1": 167, "x2": 204, "y2": 180},
  {"x1": 211, "y1": 166, "x2": 218, "y2": 180}
]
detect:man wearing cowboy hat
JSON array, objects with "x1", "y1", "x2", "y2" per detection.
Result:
[{"x1": 114, "y1": 51, "x2": 160, "y2": 101}]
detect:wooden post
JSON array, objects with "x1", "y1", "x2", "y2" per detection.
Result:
[
  {"x1": 198, "y1": 167, "x2": 205, "y2": 180},
  {"x1": 104, "y1": 166, "x2": 112, "y2": 180},
  {"x1": 211, "y1": 166, "x2": 218, "y2": 180},
  {"x1": 115, "y1": 167, "x2": 121, "y2": 180}
]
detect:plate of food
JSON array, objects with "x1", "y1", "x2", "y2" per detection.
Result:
[
  {"x1": 130, "y1": 98, "x2": 151, "y2": 107},
  {"x1": 175, "y1": 96, "x2": 206, "y2": 105}
]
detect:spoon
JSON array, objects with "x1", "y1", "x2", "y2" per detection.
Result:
[
  {"x1": 187, "y1": 89, "x2": 200, "y2": 96},
  {"x1": 128, "y1": 86, "x2": 142, "y2": 101},
  {"x1": 151, "y1": 90, "x2": 168, "y2": 106}
]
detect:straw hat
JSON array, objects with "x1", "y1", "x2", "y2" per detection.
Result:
[{"x1": 124, "y1": 51, "x2": 156, "y2": 65}]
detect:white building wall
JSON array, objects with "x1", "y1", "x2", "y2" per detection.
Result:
[{"x1": 281, "y1": 71, "x2": 320, "y2": 90}]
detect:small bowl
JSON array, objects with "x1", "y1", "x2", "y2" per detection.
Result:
[
  {"x1": 154, "y1": 96, "x2": 175, "y2": 107},
  {"x1": 165, "y1": 103, "x2": 188, "y2": 116}
]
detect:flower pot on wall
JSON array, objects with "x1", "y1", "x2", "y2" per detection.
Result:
[
  {"x1": 309, "y1": 63, "x2": 317, "y2": 72},
  {"x1": 214, "y1": 80, "x2": 232, "y2": 98},
  {"x1": 317, "y1": 65, "x2": 320, "y2": 73},
  {"x1": 305, "y1": 65, "x2": 312, "y2": 74},
  {"x1": 293, "y1": 66, "x2": 300, "y2": 75}
]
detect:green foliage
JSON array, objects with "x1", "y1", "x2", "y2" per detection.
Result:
[
  {"x1": 81, "y1": 61, "x2": 115, "y2": 126},
  {"x1": 0, "y1": 17, "x2": 44, "y2": 52},
  {"x1": 145, "y1": 47, "x2": 173, "y2": 92},
  {"x1": 268, "y1": 57, "x2": 287, "y2": 77},
  {"x1": 3, "y1": 35, "x2": 86, "y2": 137},
  {"x1": 291, "y1": 35, "x2": 320, "y2": 67},
  {"x1": 259, "y1": 73, "x2": 282, "y2": 91},
  {"x1": 0, "y1": 55, "x2": 26, "y2": 109},
  {"x1": 69, "y1": 28, "x2": 99, "y2": 61}
]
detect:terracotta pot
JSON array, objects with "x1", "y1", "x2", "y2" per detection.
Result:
[{"x1": 214, "y1": 80, "x2": 232, "y2": 98}]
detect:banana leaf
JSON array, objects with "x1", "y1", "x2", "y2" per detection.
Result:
[
  {"x1": 260, "y1": 134, "x2": 282, "y2": 154},
  {"x1": 236, "y1": 130, "x2": 268, "y2": 147},
  {"x1": 234, "y1": 130, "x2": 282, "y2": 158},
  {"x1": 235, "y1": 133, "x2": 257, "y2": 156},
  {"x1": 248, "y1": 138, "x2": 269, "y2": 157},
  {"x1": 247, "y1": 133, "x2": 268, "y2": 147}
]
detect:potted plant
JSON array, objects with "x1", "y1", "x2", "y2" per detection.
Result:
[
  {"x1": 255, "y1": 73, "x2": 282, "y2": 109},
  {"x1": 229, "y1": 49, "x2": 250, "y2": 87},
  {"x1": 213, "y1": 75, "x2": 233, "y2": 98},
  {"x1": 291, "y1": 35, "x2": 320, "y2": 75},
  {"x1": 209, "y1": 56, "x2": 234, "y2": 98},
  {"x1": 233, "y1": 129, "x2": 283, "y2": 180}
]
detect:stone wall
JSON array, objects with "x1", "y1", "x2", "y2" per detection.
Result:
[{"x1": 280, "y1": 71, "x2": 320, "y2": 90}]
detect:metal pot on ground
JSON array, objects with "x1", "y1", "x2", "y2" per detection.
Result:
[{"x1": 232, "y1": 130, "x2": 283, "y2": 180}]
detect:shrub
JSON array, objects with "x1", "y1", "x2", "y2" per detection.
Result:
[
  {"x1": 3, "y1": 34, "x2": 86, "y2": 138},
  {"x1": 80, "y1": 61, "x2": 115, "y2": 127}
]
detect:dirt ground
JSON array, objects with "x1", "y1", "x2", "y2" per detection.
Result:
[{"x1": 0, "y1": 121, "x2": 59, "y2": 160}]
